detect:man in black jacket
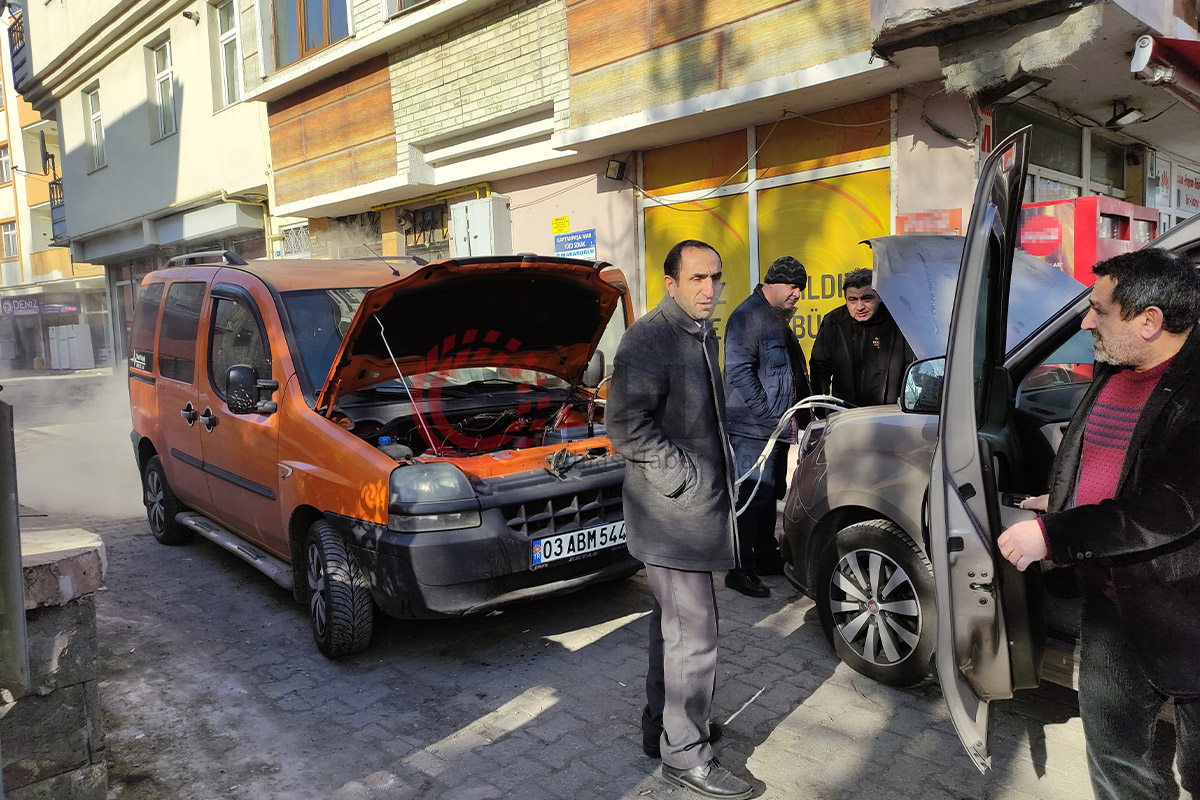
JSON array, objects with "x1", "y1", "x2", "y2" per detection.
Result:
[
  {"x1": 810, "y1": 268, "x2": 914, "y2": 408},
  {"x1": 998, "y1": 249, "x2": 1200, "y2": 800},
  {"x1": 608, "y1": 240, "x2": 755, "y2": 800},
  {"x1": 723, "y1": 255, "x2": 812, "y2": 597}
]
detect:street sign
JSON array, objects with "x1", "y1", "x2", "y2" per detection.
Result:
[{"x1": 553, "y1": 229, "x2": 597, "y2": 259}]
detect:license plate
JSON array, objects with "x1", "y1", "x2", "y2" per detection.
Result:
[{"x1": 531, "y1": 521, "x2": 626, "y2": 568}]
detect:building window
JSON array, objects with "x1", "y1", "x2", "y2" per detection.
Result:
[
  {"x1": 272, "y1": 0, "x2": 349, "y2": 68},
  {"x1": 2, "y1": 222, "x2": 18, "y2": 259},
  {"x1": 153, "y1": 40, "x2": 176, "y2": 138},
  {"x1": 0, "y1": 147, "x2": 10, "y2": 184},
  {"x1": 84, "y1": 87, "x2": 105, "y2": 169},
  {"x1": 217, "y1": 0, "x2": 241, "y2": 107},
  {"x1": 280, "y1": 223, "x2": 311, "y2": 258}
]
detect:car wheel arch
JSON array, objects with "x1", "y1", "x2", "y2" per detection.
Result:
[
  {"x1": 288, "y1": 506, "x2": 325, "y2": 601},
  {"x1": 806, "y1": 506, "x2": 908, "y2": 587},
  {"x1": 136, "y1": 438, "x2": 159, "y2": 479}
]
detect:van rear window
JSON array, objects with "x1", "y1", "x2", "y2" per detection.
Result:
[
  {"x1": 128, "y1": 283, "x2": 164, "y2": 372},
  {"x1": 158, "y1": 282, "x2": 206, "y2": 384}
]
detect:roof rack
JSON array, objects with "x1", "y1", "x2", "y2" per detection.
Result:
[{"x1": 166, "y1": 250, "x2": 248, "y2": 268}]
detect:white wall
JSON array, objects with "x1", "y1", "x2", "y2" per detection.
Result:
[
  {"x1": 894, "y1": 82, "x2": 977, "y2": 220},
  {"x1": 30, "y1": 1, "x2": 270, "y2": 241}
]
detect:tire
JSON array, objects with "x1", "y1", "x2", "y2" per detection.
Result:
[
  {"x1": 305, "y1": 519, "x2": 374, "y2": 658},
  {"x1": 143, "y1": 455, "x2": 191, "y2": 545},
  {"x1": 814, "y1": 520, "x2": 935, "y2": 687}
]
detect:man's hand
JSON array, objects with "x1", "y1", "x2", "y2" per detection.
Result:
[
  {"x1": 997, "y1": 519, "x2": 1048, "y2": 572},
  {"x1": 1019, "y1": 493, "x2": 1048, "y2": 512}
]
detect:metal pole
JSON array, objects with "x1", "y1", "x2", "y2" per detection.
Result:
[{"x1": 0, "y1": 395, "x2": 30, "y2": 799}]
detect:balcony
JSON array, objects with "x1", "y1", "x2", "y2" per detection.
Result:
[
  {"x1": 7, "y1": 12, "x2": 26, "y2": 92},
  {"x1": 49, "y1": 177, "x2": 66, "y2": 243}
]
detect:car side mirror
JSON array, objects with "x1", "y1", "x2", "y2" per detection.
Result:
[
  {"x1": 582, "y1": 350, "x2": 605, "y2": 389},
  {"x1": 900, "y1": 357, "x2": 945, "y2": 414},
  {"x1": 226, "y1": 365, "x2": 279, "y2": 415}
]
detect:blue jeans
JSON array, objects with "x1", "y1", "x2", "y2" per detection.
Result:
[
  {"x1": 730, "y1": 437, "x2": 787, "y2": 571},
  {"x1": 1079, "y1": 589, "x2": 1200, "y2": 799}
]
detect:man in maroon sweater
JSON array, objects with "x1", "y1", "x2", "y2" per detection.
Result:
[{"x1": 999, "y1": 248, "x2": 1200, "y2": 800}]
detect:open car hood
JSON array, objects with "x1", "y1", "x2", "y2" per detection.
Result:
[
  {"x1": 315, "y1": 255, "x2": 624, "y2": 412},
  {"x1": 866, "y1": 235, "x2": 1085, "y2": 361}
]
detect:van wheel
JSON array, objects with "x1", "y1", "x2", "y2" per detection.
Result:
[
  {"x1": 305, "y1": 519, "x2": 374, "y2": 658},
  {"x1": 814, "y1": 520, "x2": 935, "y2": 687},
  {"x1": 143, "y1": 455, "x2": 190, "y2": 545}
]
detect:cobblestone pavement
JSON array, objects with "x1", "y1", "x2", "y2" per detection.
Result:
[
  {"x1": 7, "y1": 373, "x2": 1106, "y2": 800},
  {"x1": 68, "y1": 507, "x2": 1093, "y2": 800}
]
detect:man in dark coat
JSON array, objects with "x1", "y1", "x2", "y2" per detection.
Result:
[
  {"x1": 998, "y1": 248, "x2": 1200, "y2": 800},
  {"x1": 608, "y1": 240, "x2": 754, "y2": 800},
  {"x1": 723, "y1": 255, "x2": 812, "y2": 597},
  {"x1": 809, "y1": 268, "x2": 914, "y2": 408}
]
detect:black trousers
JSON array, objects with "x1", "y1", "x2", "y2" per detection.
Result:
[
  {"x1": 1079, "y1": 590, "x2": 1200, "y2": 799},
  {"x1": 731, "y1": 437, "x2": 788, "y2": 571},
  {"x1": 642, "y1": 564, "x2": 719, "y2": 770}
]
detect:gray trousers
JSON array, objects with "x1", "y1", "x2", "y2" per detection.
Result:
[{"x1": 642, "y1": 564, "x2": 719, "y2": 770}]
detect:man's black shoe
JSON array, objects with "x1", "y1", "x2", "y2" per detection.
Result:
[
  {"x1": 643, "y1": 721, "x2": 723, "y2": 759},
  {"x1": 724, "y1": 569, "x2": 770, "y2": 597},
  {"x1": 661, "y1": 758, "x2": 753, "y2": 800}
]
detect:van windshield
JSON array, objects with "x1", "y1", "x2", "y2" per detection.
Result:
[
  {"x1": 281, "y1": 289, "x2": 576, "y2": 398},
  {"x1": 281, "y1": 288, "x2": 369, "y2": 393}
]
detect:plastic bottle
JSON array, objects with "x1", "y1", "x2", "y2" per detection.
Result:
[{"x1": 377, "y1": 435, "x2": 413, "y2": 460}]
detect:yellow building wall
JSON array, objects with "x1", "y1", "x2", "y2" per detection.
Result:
[{"x1": 642, "y1": 97, "x2": 892, "y2": 357}]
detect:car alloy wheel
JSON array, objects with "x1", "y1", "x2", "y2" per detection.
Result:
[
  {"x1": 143, "y1": 455, "x2": 190, "y2": 545},
  {"x1": 305, "y1": 519, "x2": 374, "y2": 658},
  {"x1": 814, "y1": 520, "x2": 935, "y2": 687}
]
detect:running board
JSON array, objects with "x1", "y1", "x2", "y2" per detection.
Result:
[{"x1": 176, "y1": 512, "x2": 294, "y2": 591}]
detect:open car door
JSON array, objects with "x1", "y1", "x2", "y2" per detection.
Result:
[{"x1": 929, "y1": 126, "x2": 1040, "y2": 772}]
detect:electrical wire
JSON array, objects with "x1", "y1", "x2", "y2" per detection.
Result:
[
  {"x1": 732, "y1": 394, "x2": 853, "y2": 517},
  {"x1": 630, "y1": 114, "x2": 788, "y2": 212},
  {"x1": 507, "y1": 174, "x2": 595, "y2": 211},
  {"x1": 921, "y1": 88, "x2": 974, "y2": 147},
  {"x1": 790, "y1": 113, "x2": 891, "y2": 127}
]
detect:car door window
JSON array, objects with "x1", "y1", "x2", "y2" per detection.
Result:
[
  {"x1": 209, "y1": 296, "x2": 271, "y2": 398},
  {"x1": 158, "y1": 282, "x2": 206, "y2": 384}
]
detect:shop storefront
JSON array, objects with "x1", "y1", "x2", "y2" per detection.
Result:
[
  {"x1": 0, "y1": 274, "x2": 111, "y2": 373},
  {"x1": 639, "y1": 96, "x2": 893, "y2": 358}
]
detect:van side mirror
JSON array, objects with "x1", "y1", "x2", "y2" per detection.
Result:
[
  {"x1": 226, "y1": 365, "x2": 279, "y2": 415},
  {"x1": 901, "y1": 357, "x2": 945, "y2": 414},
  {"x1": 582, "y1": 350, "x2": 605, "y2": 389}
]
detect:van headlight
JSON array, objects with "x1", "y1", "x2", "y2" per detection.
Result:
[{"x1": 388, "y1": 463, "x2": 482, "y2": 532}]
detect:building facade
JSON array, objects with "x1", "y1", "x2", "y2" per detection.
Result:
[
  {"x1": 0, "y1": 9, "x2": 108, "y2": 374},
  {"x1": 9, "y1": 0, "x2": 1200, "y2": 362},
  {"x1": 8, "y1": 0, "x2": 290, "y2": 360},
  {"x1": 232, "y1": 0, "x2": 1200, "y2": 357}
]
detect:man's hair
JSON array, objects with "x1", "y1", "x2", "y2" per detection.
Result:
[
  {"x1": 1092, "y1": 248, "x2": 1200, "y2": 334},
  {"x1": 664, "y1": 240, "x2": 720, "y2": 281},
  {"x1": 842, "y1": 268, "x2": 873, "y2": 293}
]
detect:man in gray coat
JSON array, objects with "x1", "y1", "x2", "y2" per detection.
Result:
[{"x1": 608, "y1": 240, "x2": 755, "y2": 800}]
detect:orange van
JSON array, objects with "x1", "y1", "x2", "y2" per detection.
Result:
[{"x1": 128, "y1": 251, "x2": 637, "y2": 656}]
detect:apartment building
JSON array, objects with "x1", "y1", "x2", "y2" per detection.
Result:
[
  {"x1": 228, "y1": 0, "x2": 1200, "y2": 356},
  {"x1": 0, "y1": 10, "x2": 108, "y2": 374},
  {"x1": 8, "y1": 0, "x2": 284, "y2": 360}
]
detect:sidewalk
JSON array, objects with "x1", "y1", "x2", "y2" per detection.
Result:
[{"x1": 0, "y1": 366, "x2": 115, "y2": 386}]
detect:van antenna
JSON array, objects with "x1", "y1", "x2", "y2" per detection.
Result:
[
  {"x1": 373, "y1": 315, "x2": 445, "y2": 456},
  {"x1": 363, "y1": 242, "x2": 400, "y2": 276}
]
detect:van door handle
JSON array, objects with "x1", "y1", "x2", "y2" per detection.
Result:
[
  {"x1": 199, "y1": 407, "x2": 218, "y2": 432},
  {"x1": 181, "y1": 402, "x2": 197, "y2": 425}
]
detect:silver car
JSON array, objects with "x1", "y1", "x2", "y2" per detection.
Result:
[{"x1": 781, "y1": 127, "x2": 1200, "y2": 769}]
